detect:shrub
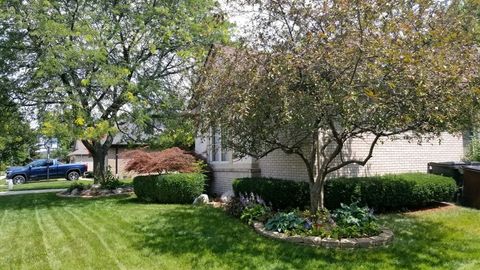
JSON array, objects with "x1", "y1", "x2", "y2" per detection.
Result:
[
  {"x1": 232, "y1": 177, "x2": 309, "y2": 210},
  {"x1": 466, "y1": 137, "x2": 480, "y2": 162},
  {"x1": 234, "y1": 173, "x2": 456, "y2": 212},
  {"x1": 100, "y1": 168, "x2": 124, "y2": 190},
  {"x1": 240, "y1": 204, "x2": 271, "y2": 225},
  {"x1": 225, "y1": 197, "x2": 245, "y2": 218},
  {"x1": 331, "y1": 202, "x2": 380, "y2": 238},
  {"x1": 325, "y1": 173, "x2": 457, "y2": 211},
  {"x1": 225, "y1": 193, "x2": 267, "y2": 218},
  {"x1": 133, "y1": 173, "x2": 206, "y2": 204},
  {"x1": 265, "y1": 212, "x2": 305, "y2": 233},
  {"x1": 123, "y1": 147, "x2": 204, "y2": 174},
  {"x1": 67, "y1": 181, "x2": 91, "y2": 192}
]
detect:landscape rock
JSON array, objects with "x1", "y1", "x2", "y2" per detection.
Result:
[
  {"x1": 193, "y1": 194, "x2": 209, "y2": 205},
  {"x1": 113, "y1": 188, "x2": 123, "y2": 194},
  {"x1": 70, "y1": 188, "x2": 80, "y2": 196},
  {"x1": 220, "y1": 191, "x2": 234, "y2": 203},
  {"x1": 100, "y1": 189, "x2": 111, "y2": 195},
  {"x1": 252, "y1": 222, "x2": 392, "y2": 249},
  {"x1": 81, "y1": 190, "x2": 92, "y2": 196}
]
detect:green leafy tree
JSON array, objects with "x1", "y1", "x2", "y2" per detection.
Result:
[
  {"x1": 195, "y1": 0, "x2": 479, "y2": 211},
  {"x1": 148, "y1": 94, "x2": 195, "y2": 151},
  {"x1": 0, "y1": 89, "x2": 37, "y2": 170},
  {"x1": 0, "y1": 0, "x2": 230, "y2": 182}
]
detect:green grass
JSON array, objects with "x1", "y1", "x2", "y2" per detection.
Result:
[
  {"x1": 0, "y1": 194, "x2": 479, "y2": 269},
  {"x1": 0, "y1": 178, "x2": 132, "y2": 192}
]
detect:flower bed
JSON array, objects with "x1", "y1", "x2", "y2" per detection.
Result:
[
  {"x1": 225, "y1": 193, "x2": 394, "y2": 248},
  {"x1": 57, "y1": 175, "x2": 133, "y2": 198},
  {"x1": 253, "y1": 222, "x2": 393, "y2": 248},
  {"x1": 57, "y1": 186, "x2": 134, "y2": 198}
]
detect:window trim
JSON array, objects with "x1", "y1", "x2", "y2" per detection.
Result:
[{"x1": 208, "y1": 128, "x2": 230, "y2": 163}]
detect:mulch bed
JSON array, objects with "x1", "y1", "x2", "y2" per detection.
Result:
[{"x1": 405, "y1": 202, "x2": 457, "y2": 215}]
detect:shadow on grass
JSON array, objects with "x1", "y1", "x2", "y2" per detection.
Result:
[
  {"x1": 132, "y1": 205, "x2": 479, "y2": 269},
  {"x1": 0, "y1": 192, "x2": 133, "y2": 211}
]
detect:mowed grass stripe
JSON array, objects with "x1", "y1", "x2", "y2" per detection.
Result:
[
  {"x1": 10, "y1": 207, "x2": 50, "y2": 269},
  {"x1": 0, "y1": 209, "x2": 17, "y2": 269},
  {"x1": 80, "y1": 206, "x2": 134, "y2": 236},
  {"x1": 35, "y1": 206, "x2": 61, "y2": 270},
  {"x1": 66, "y1": 206, "x2": 150, "y2": 268},
  {"x1": 36, "y1": 206, "x2": 93, "y2": 269},
  {"x1": 48, "y1": 207, "x2": 97, "y2": 268},
  {"x1": 0, "y1": 209, "x2": 8, "y2": 233},
  {"x1": 62, "y1": 207, "x2": 126, "y2": 270}
]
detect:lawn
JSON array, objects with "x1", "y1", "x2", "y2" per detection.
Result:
[
  {"x1": 0, "y1": 194, "x2": 479, "y2": 269},
  {"x1": 0, "y1": 178, "x2": 132, "y2": 192}
]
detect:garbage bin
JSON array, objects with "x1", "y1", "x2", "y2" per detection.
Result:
[
  {"x1": 427, "y1": 162, "x2": 480, "y2": 186},
  {"x1": 463, "y1": 166, "x2": 480, "y2": 209}
]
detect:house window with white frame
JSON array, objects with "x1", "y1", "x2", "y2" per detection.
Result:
[{"x1": 209, "y1": 128, "x2": 230, "y2": 162}]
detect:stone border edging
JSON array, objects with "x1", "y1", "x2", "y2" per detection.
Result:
[
  {"x1": 253, "y1": 222, "x2": 393, "y2": 248},
  {"x1": 56, "y1": 191, "x2": 133, "y2": 199}
]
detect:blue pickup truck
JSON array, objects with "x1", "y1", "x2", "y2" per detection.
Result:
[{"x1": 6, "y1": 159, "x2": 88, "y2": 184}]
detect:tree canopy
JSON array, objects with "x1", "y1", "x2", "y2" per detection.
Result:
[
  {"x1": 0, "y1": 0, "x2": 230, "y2": 181},
  {"x1": 195, "y1": 0, "x2": 479, "y2": 211}
]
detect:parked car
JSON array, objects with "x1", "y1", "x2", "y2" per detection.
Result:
[{"x1": 6, "y1": 159, "x2": 88, "y2": 184}]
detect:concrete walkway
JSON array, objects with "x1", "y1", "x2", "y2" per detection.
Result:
[{"x1": 0, "y1": 189, "x2": 66, "y2": 196}]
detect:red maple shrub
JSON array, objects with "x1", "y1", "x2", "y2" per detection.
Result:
[{"x1": 123, "y1": 147, "x2": 201, "y2": 174}]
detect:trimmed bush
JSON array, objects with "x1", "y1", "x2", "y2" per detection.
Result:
[
  {"x1": 233, "y1": 173, "x2": 457, "y2": 211},
  {"x1": 232, "y1": 177, "x2": 310, "y2": 210},
  {"x1": 325, "y1": 173, "x2": 457, "y2": 211},
  {"x1": 133, "y1": 173, "x2": 206, "y2": 204}
]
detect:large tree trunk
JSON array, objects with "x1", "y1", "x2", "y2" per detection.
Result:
[
  {"x1": 82, "y1": 136, "x2": 113, "y2": 184},
  {"x1": 92, "y1": 148, "x2": 107, "y2": 184}
]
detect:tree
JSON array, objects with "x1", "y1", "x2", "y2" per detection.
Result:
[
  {"x1": 147, "y1": 94, "x2": 195, "y2": 151},
  {"x1": 123, "y1": 147, "x2": 200, "y2": 174},
  {"x1": 0, "y1": 94, "x2": 38, "y2": 170},
  {"x1": 194, "y1": 0, "x2": 479, "y2": 211},
  {"x1": 0, "y1": 0, "x2": 230, "y2": 182}
]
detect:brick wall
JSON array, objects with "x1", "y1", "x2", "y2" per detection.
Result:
[
  {"x1": 210, "y1": 168, "x2": 261, "y2": 195},
  {"x1": 197, "y1": 132, "x2": 468, "y2": 195},
  {"x1": 257, "y1": 150, "x2": 310, "y2": 181},
  {"x1": 259, "y1": 132, "x2": 467, "y2": 181}
]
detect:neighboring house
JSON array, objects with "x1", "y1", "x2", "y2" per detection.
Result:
[
  {"x1": 196, "y1": 132, "x2": 469, "y2": 195},
  {"x1": 68, "y1": 134, "x2": 142, "y2": 178}
]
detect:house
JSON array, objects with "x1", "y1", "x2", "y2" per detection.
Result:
[
  {"x1": 195, "y1": 133, "x2": 469, "y2": 195},
  {"x1": 194, "y1": 45, "x2": 471, "y2": 195},
  {"x1": 68, "y1": 134, "x2": 142, "y2": 178}
]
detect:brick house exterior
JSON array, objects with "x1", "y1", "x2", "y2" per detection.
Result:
[
  {"x1": 195, "y1": 132, "x2": 468, "y2": 195},
  {"x1": 68, "y1": 137, "x2": 141, "y2": 179}
]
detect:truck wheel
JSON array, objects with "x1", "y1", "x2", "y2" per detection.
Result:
[
  {"x1": 67, "y1": 171, "x2": 80, "y2": 181},
  {"x1": 12, "y1": 175, "x2": 26, "y2": 185}
]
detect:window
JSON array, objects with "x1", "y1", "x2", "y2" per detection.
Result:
[
  {"x1": 209, "y1": 129, "x2": 230, "y2": 162},
  {"x1": 29, "y1": 160, "x2": 47, "y2": 167}
]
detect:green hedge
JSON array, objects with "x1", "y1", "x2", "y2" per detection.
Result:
[
  {"x1": 325, "y1": 173, "x2": 457, "y2": 211},
  {"x1": 233, "y1": 173, "x2": 457, "y2": 211},
  {"x1": 232, "y1": 177, "x2": 310, "y2": 210},
  {"x1": 133, "y1": 173, "x2": 206, "y2": 204}
]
